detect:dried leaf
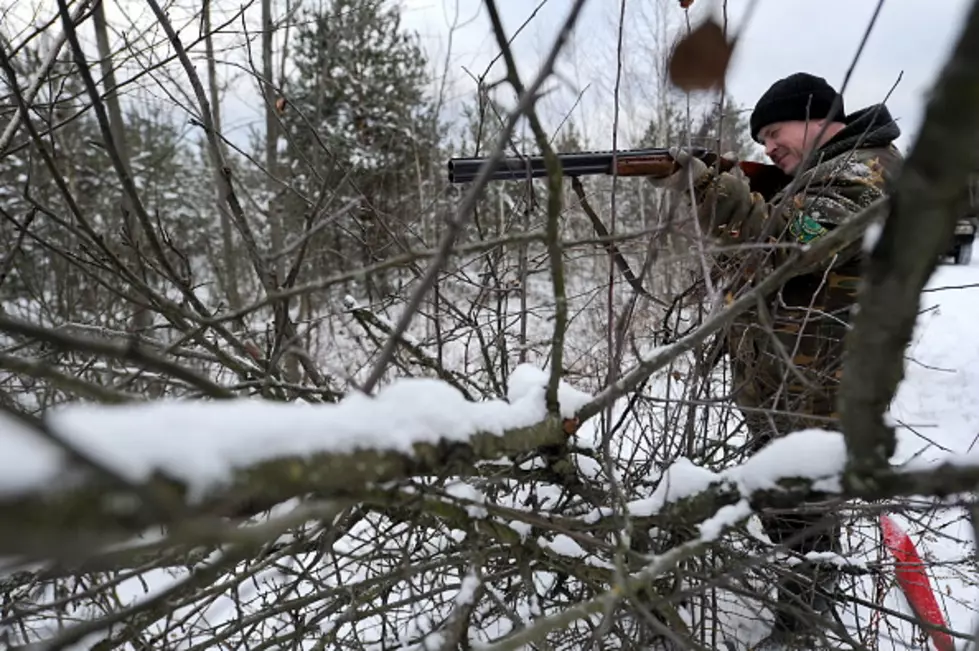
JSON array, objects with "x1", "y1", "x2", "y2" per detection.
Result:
[
  {"x1": 274, "y1": 96, "x2": 287, "y2": 114},
  {"x1": 244, "y1": 340, "x2": 263, "y2": 361},
  {"x1": 562, "y1": 417, "x2": 580, "y2": 436},
  {"x1": 679, "y1": 0, "x2": 695, "y2": 7},
  {"x1": 668, "y1": 18, "x2": 735, "y2": 91}
]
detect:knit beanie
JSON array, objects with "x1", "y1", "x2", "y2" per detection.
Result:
[{"x1": 750, "y1": 72, "x2": 846, "y2": 143}]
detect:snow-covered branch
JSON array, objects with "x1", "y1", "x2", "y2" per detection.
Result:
[
  {"x1": 0, "y1": 190, "x2": 944, "y2": 569},
  {"x1": 451, "y1": 428, "x2": 979, "y2": 649},
  {"x1": 0, "y1": 365, "x2": 590, "y2": 558},
  {"x1": 345, "y1": 297, "x2": 482, "y2": 401}
]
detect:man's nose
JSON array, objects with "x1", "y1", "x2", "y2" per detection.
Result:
[{"x1": 764, "y1": 139, "x2": 778, "y2": 157}]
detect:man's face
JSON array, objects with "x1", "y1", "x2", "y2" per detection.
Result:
[{"x1": 758, "y1": 120, "x2": 827, "y2": 174}]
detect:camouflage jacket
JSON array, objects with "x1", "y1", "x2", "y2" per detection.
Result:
[
  {"x1": 712, "y1": 104, "x2": 904, "y2": 421},
  {"x1": 747, "y1": 104, "x2": 902, "y2": 275},
  {"x1": 734, "y1": 105, "x2": 903, "y2": 308}
]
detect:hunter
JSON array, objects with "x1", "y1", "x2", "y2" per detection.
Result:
[{"x1": 661, "y1": 72, "x2": 903, "y2": 639}]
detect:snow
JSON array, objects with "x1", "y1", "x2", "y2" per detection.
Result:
[
  {"x1": 592, "y1": 256, "x2": 979, "y2": 649},
  {"x1": 506, "y1": 363, "x2": 592, "y2": 415},
  {"x1": 456, "y1": 571, "x2": 482, "y2": 606},
  {"x1": 795, "y1": 550, "x2": 868, "y2": 570},
  {"x1": 507, "y1": 520, "x2": 532, "y2": 541},
  {"x1": 843, "y1": 259, "x2": 979, "y2": 649},
  {"x1": 4, "y1": 233, "x2": 979, "y2": 649},
  {"x1": 582, "y1": 430, "x2": 844, "y2": 527},
  {"x1": 444, "y1": 480, "x2": 488, "y2": 518},
  {"x1": 863, "y1": 219, "x2": 884, "y2": 252},
  {"x1": 625, "y1": 456, "x2": 721, "y2": 517},
  {"x1": 698, "y1": 498, "x2": 752, "y2": 541},
  {"x1": 0, "y1": 363, "x2": 592, "y2": 500},
  {"x1": 724, "y1": 428, "x2": 848, "y2": 493},
  {"x1": 538, "y1": 533, "x2": 588, "y2": 559},
  {"x1": 342, "y1": 294, "x2": 360, "y2": 309},
  {"x1": 571, "y1": 453, "x2": 604, "y2": 480}
]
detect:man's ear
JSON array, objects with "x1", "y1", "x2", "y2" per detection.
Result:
[{"x1": 804, "y1": 119, "x2": 826, "y2": 146}]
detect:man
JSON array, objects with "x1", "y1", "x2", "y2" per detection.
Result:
[{"x1": 664, "y1": 73, "x2": 903, "y2": 639}]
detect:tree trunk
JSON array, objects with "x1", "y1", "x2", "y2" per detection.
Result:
[
  {"x1": 263, "y1": 0, "x2": 283, "y2": 285},
  {"x1": 92, "y1": 2, "x2": 149, "y2": 335},
  {"x1": 203, "y1": 0, "x2": 242, "y2": 312}
]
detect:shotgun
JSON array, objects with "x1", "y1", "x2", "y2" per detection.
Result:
[{"x1": 446, "y1": 147, "x2": 791, "y2": 200}]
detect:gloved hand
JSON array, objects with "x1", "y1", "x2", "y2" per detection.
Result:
[
  {"x1": 646, "y1": 147, "x2": 713, "y2": 196},
  {"x1": 648, "y1": 149, "x2": 768, "y2": 245},
  {"x1": 698, "y1": 169, "x2": 768, "y2": 244}
]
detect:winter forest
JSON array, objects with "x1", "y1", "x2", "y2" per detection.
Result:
[{"x1": 2, "y1": 0, "x2": 979, "y2": 649}]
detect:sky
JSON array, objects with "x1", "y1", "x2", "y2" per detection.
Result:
[
  {"x1": 393, "y1": 0, "x2": 974, "y2": 156},
  {"x1": 2, "y1": 0, "x2": 970, "y2": 159}
]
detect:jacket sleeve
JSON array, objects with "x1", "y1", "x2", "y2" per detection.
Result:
[{"x1": 718, "y1": 155, "x2": 889, "y2": 272}]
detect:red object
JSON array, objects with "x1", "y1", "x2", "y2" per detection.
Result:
[{"x1": 878, "y1": 514, "x2": 954, "y2": 651}]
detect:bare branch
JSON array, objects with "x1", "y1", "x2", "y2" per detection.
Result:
[
  {"x1": 582, "y1": 195, "x2": 889, "y2": 421},
  {"x1": 359, "y1": 0, "x2": 592, "y2": 395}
]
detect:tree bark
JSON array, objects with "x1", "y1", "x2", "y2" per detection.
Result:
[
  {"x1": 92, "y1": 2, "x2": 150, "y2": 335},
  {"x1": 0, "y1": 416, "x2": 572, "y2": 558},
  {"x1": 203, "y1": 0, "x2": 242, "y2": 311}
]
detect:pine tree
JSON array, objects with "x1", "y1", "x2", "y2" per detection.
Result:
[
  {"x1": 279, "y1": 0, "x2": 441, "y2": 300},
  {"x1": 0, "y1": 62, "x2": 214, "y2": 329}
]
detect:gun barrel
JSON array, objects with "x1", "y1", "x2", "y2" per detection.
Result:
[
  {"x1": 446, "y1": 152, "x2": 605, "y2": 183},
  {"x1": 447, "y1": 148, "x2": 698, "y2": 184}
]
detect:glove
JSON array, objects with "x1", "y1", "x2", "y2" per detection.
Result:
[
  {"x1": 647, "y1": 147, "x2": 713, "y2": 196},
  {"x1": 699, "y1": 169, "x2": 768, "y2": 243}
]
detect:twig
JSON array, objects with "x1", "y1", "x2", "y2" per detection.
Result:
[
  {"x1": 0, "y1": 352, "x2": 135, "y2": 403},
  {"x1": 570, "y1": 177, "x2": 667, "y2": 307},
  {"x1": 0, "y1": 0, "x2": 92, "y2": 154},
  {"x1": 581, "y1": 195, "x2": 889, "y2": 421},
  {"x1": 358, "y1": 0, "x2": 592, "y2": 395},
  {"x1": 346, "y1": 302, "x2": 479, "y2": 401},
  {"x1": 0, "y1": 314, "x2": 234, "y2": 399},
  {"x1": 142, "y1": 0, "x2": 332, "y2": 392}
]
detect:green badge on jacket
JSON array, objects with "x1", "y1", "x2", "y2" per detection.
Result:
[{"x1": 790, "y1": 213, "x2": 828, "y2": 243}]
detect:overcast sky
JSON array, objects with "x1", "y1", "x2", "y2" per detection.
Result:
[{"x1": 395, "y1": 0, "x2": 973, "y2": 155}]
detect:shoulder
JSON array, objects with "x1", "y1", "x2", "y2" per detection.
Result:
[
  {"x1": 845, "y1": 144, "x2": 903, "y2": 179},
  {"x1": 806, "y1": 144, "x2": 902, "y2": 190}
]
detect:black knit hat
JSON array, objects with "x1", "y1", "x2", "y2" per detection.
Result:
[{"x1": 750, "y1": 73, "x2": 846, "y2": 143}]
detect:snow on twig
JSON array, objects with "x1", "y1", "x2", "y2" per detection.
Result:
[{"x1": 582, "y1": 429, "x2": 848, "y2": 526}]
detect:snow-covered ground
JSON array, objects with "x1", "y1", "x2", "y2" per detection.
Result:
[
  {"x1": 749, "y1": 253, "x2": 979, "y2": 650},
  {"x1": 878, "y1": 254, "x2": 979, "y2": 649},
  {"x1": 654, "y1": 253, "x2": 979, "y2": 650},
  {"x1": 748, "y1": 252, "x2": 979, "y2": 650}
]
